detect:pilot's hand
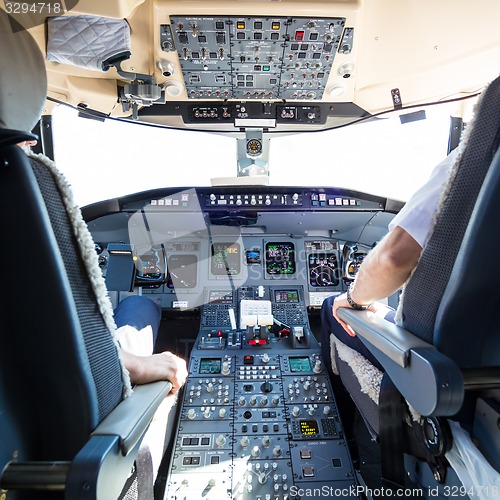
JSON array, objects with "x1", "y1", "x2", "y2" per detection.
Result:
[
  {"x1": 332, "y1": 293, "x2": 357, "y2": 336},
  {"x1": 332, "y1": 293, "x2": 378, "y2": 337},
  {"x1": 121, "y1": 350, "x2": 188, "y2": 393},
  {"x1": 149, "y1": 352, "x2": 188, "y2": 394}
]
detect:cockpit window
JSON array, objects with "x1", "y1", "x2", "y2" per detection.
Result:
[{"x1": 53, "y1": 103, "x2": 451, "y2": 207}]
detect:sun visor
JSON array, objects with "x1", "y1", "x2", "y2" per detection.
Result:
[{"x1": 46, "y1": 15, "x2": 131, "y2": 72}]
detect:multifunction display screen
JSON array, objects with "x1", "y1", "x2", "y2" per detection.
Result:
[
  {"x1": 211, "y1": 242, "x2": 241, "y2": 275},
  {"x1": 299, "y1": 420, "x2": 319, "y2": 436},
  {"x1": 308, "y1": 253, "x2": 339, "y2": 287},
  {"x1": 208, "y1": 290, "x2": 233, "y2": 304},
  {"x1": 245, "y1": 249, "x2": 261, "y2": 264},
  {"x1": 199, "y1": 358, "x2": 222, "y2": 375},
  {"x1": 289, "y1": 356, "x2": 312, "y2": 373},
  {"x1": 265, "y1": 242, "x2": 296, "y2": 275},
  {"x1": 274, "y1": 290, "x2": 299, "y2": 303},
  {"x1": 167, "y1": 254, "x2": 198, "y2": 289}
]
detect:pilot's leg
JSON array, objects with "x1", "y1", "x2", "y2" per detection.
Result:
[
  {"x1": 115, "y1": 296, "x2": 175, "y2": 494},
  {"x1": 114, "y1": 296, "x2": 162, "y2": 356},
  {"x1": 320, "y1": 295, "x2": 389, "y2": 372},
  {"x1": 114, "y1": 295, "x2": 161, "y2": 346}
]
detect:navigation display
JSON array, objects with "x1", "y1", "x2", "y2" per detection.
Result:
[
  {"x1": 274, "y1": 290, "x2": 299, "y2": 303},
  {"x1": 208, "y1": 290, "x2": 233, "y2": 304},
  {"x1": 308, "y1": 253, "x2": 339, "y2": 287},
  {"x1": 166, "y1": 254, "x2": 198, "y2": 289},
  {"x1": 265, "y1": 242, "x2": 296, "y2": 275},
  {"x1": 211, "y1": 242, "x2": 241, "y2": 275}
]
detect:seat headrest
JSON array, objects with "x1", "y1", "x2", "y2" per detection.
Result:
[{"x1": 0, "y1": 10, "x2": 47, "y2": 132}]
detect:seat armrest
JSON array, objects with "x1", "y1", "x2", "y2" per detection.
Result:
[
  {"x1": 91, "y1": 380, "x2": 172, "y2": 456},
  {"x1": 337, "y1": 309, "x2": 463, "y2": 416},
  {"x1": 337, "y1": 309, "x2": 430, "y2": 367}
]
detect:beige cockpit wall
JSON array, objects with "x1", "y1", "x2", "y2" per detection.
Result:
[{"x1": 20, "y1": 0, "x2": 500, "y2": 126}]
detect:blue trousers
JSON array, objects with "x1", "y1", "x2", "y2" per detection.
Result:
[
  {"x1": 114, "y1": 296, "x2": 162, "y2": 345},
  {"x1": 320, "y1": 295, "x2": 395, "y2": 373}
]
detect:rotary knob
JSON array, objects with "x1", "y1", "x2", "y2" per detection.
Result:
[
  {"x1": 222, "y1": 361, "x2": 230, "y2": 375},
  {"x1": 258, "y1": 472, "x2": 267, "y2": 485},
  {"x1": 292, "y1": 406, "x2": 301, "y2": 417},
  {"x1": 204, "y1": 409, "x2": 212, "y2": 419},
  {"x1": 187, "y1": 409, "x2": 196, "y2": 420},
  {"x1": 250, "y1": 395, "x2": 257, "y2": 406},
  {"x1": 273, "y1": 446, "x2": 282, "y2": 457},
  {"x1": 216, "y1": 435, "x2": 226, "y2": 447},
  {"x1": 261, "y1": 381, "x2": 273, "y2": 393},
  {"x1": 238, "y1": 396, "x2": 246, "y2": 406},
  {"x1": 303, "y1": 381, "x2": 311, "y2": 390},
  {"x1": 272, "y1": 395, "x2": 280, "y2": 405},
  {"x1": 262, "y1": 353, "x2": 270, "y2": 363},
  {"x1": 251, "y1": 446, "x2": 261, "y2": 457},
  {"x1": 313, "y1": 359, "x2": 322, "y2": 373},
  {"x1": 260, "y1": 396, "x2": 268, "y2": 406},
  {"x1": 262, "y1": 436, "x2": 271, "y2": 447},
  {"x1": 240, "y1": 437, "x2": 250, "y2": 448},
  {"x1": 207, "y1": 382, "x2": 214, "y2": 393},
  {"x1": 219, "y1": 408, "x2": 227, "y2": 418},
  {"x1": 323, "y1": 405, "x2": 331, "y2": 415}
]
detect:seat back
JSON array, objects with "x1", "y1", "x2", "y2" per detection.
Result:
[
  {"x1": 0, "y1": 9, "x2": 126, "y2": 494},
  {"x1": 401, "y1": 76, "x2": 500, "y2": 368}
]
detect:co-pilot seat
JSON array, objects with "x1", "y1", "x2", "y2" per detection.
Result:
[
  {"x1": 325, "y1": 75, "x2": 500, "y2": 492},
  {"x1": 0, "y1": 11, "x2": 173, "y2": 500}
]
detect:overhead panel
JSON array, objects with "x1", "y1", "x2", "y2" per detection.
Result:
[{"x1": 168, "y1": 16, "x2": 346, "y2": 100}]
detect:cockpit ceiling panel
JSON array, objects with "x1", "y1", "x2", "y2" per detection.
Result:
[{"x1": 166, "y1": 16, "x2": 347, "y2": 100}]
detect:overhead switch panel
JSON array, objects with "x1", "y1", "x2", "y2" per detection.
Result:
[{"x1": 167, "y1": 16, "x2": 346, "y2": 100}]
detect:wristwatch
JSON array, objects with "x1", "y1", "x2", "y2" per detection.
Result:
[{"x1": 346, "y1": 285, "x2": 372, "y2": 310}]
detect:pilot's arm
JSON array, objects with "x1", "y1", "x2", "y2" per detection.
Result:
[
  {"x1": 332, "y1": 227, "x2": 422, "y2": 334},
  {"x1": 332, "y1": 149, "x2": 459, "y2": 335}
]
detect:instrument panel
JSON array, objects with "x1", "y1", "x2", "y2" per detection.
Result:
[
  {"x1": 163, "y1": 285, "x2": 360, "y2": 499},
  {"x1": 99, "y1": 236, "x2": 358, "y2": 310},
  {"x1": 98, "y1": 234, "x2": 373, "y2": 311},
  {"x1": 86, "y1": 186, "x2": 389, "y2": 308}
]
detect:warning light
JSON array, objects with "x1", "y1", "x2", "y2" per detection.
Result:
[
  {"x1": 272, "y1": 22, "x2": 280, "y2": 30},
  {"x1": 237, "y1": 21, "x2": 246, "y2": 29},
  {"x1": 295, "y1": 30, "x2": 305, "y2": 41},
  {"x1": 263, "y1": 65, "x2": 270, "y2": 71}
]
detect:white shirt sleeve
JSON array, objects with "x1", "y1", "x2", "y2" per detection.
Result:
[{"x1": 388, "y1": 149, "x2": 459, "y2": 248}]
